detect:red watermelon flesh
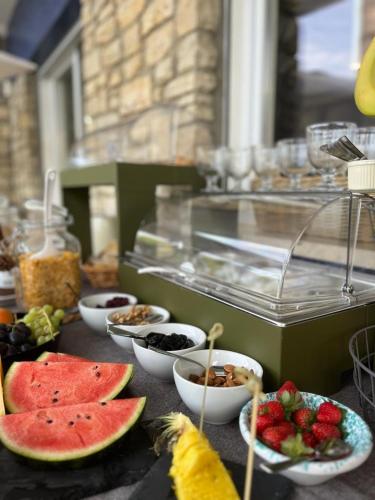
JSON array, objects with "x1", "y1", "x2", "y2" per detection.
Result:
[
  {"x1": 0, "y1": 398, "x2": 146, "y2": 462},
  {"x1": 4, "y1": 361, "x2": 133, "y2": 414},
  {"x1": 37, "y1": 352, "x2": 89, "y2": 363}
]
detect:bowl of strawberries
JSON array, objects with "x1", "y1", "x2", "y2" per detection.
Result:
[{"x1": 239, "y1": 381, "x2": 373, "y2": 486}]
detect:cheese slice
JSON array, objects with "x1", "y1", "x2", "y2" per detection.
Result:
[{"x1": 0, "y1": 358, "x2": 5, "y2": 416}]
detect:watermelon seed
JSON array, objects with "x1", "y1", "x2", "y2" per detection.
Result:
[
  {"x1": 47, "y1": 420, "x2": 53, "y2": 424},
  {"x1": 76, "y1": 414, "x2": 81, "y2": 418},
  {"x1": 85, "y1": 415, "x2": 91, "y2": 420},
  {"x1": 52, "y1": 398, "x2": 58, "y2": 403},
  {"x1": 95, "y1": 372, "x2": 101, "y2": 378},
  {"x1": 37, "y1": 384, "x2": 41, "y2": 388},
  {"x1": 100, "y1": 402, "x2": 107, "y2": 406},
  {"x1": 68, "y1": 421, "x2": 74, "y2": 426},
  {"x1": 54, "y1": 390, "x2": 59, "y2": 394},
  {"x1": 44, "y1": 362, "x2": 48, "y2": 366}
]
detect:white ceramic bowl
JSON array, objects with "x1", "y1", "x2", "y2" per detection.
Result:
[
  {"x1": 239, "y1": 392, "x2": 373, "y2": 486},
  {"x1": 132, "y1": 323, "x2": 206, "y2": 379},
  {"x1": 173, "y1": 349, "x2": 263, "y2": 425},
  {"x1": 106, "y1": 305, "x2": 170, "y2": 352},
  {"x1": 79, "y1": 292, "x2": 138, "y2": 334}
]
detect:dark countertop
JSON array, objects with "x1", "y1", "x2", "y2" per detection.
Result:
[{"x1": 57, "y1": 318, "x2": 374, "y2": 500}]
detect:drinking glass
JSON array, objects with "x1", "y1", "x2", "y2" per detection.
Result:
[
  {"x1": 253, "y1": 146, "x2": 280, "y2": 191},
  {"x1": 225, "y1": 148, "x2": 253, "y2": 191},
  {"x1": 196, "y1": 146, "x2": 227, "y2": 192},
  {"x1": 306, "y1": 122, "x2": 357, "y2": 189},
  {"x1": 277, "y1": 138, "x2": 310, "y2": 190},
  {"x1": 354, "y1": 127, "x2": 375, "y2": 159}
]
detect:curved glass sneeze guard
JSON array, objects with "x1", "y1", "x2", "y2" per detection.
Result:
[{"x1": 126, "y1": 192, "x2": 375, "y2": 324}]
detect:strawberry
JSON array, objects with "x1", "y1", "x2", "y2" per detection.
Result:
[
  {"x1": 276, "y1": 381, "x2": 304, "y2": 412},
  {"x1": 316, "y1": 402, "x2": 343, "y2": 426},
  {"x1": 301, "y1": 431, "x2": 318, "y2": 449},
  {"x1": 262, "y1": 425, "x2": 289, "y2": 452},
  {"x1": 292, "y1": 408, "x2": 315, "y2": 430},
  {"x1": 278, "y1": 421, "x2": 296, "y2": 437},
  {"x1": 277, "y1": 380, "x2": 298, "y2": 398},
  {"x1": 256, "y1": 414, "x2": 274, "y2": 435},
  {"x1": 281, "y1": 433, "x2": 314, "y2": 457},
  {"x1": 312, "y1": 423, "x2": 341, "y2": 442},
  {"x1": 258, "y1": 401, "x2": 285, "y2": 423}
]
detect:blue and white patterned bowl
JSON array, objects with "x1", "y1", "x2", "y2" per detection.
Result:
[{"x1": 239, "y1": 392, "x2": 373, "y2": 486}]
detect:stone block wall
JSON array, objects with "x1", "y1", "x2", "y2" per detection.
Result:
[
  {"x1": 0, "y1": 91, "x2": 11, "y2": 195},
  {"x1": 0, "y1": 75, "x2": 42, "y2": 204},
  {"x1": 7, "y1": 75, "x2": 42, "y2": 203},
  {"x1": 80, "y1": 0, "x2": 222, "y2": 163}
]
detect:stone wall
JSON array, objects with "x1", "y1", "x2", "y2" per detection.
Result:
[
  {"x1": 0, "y1": 75, "x2": 42, "y2": 204},
  {"x1": 0, "y1": 89, "x2": 11, "y2": 195},
  {"x1": 80, "y1": 0, "x2": 222, "y2": 164},
  {"x1": 7, "y1": 74, "x2": 42, "y2": 203}
]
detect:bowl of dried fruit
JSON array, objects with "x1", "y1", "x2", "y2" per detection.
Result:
[
  {"x1": 173, "y1": 349, "x2": 263, "y2": 425},
  {"x1": 79, "y1": 292, "x2": 138, "y2": 334},
  {"x1": 239, "y1": 381, "x2": 373, "y2": 486},
  {"x1": 132, "y1": 323, "x2": 205, "y2": 379},
  {"x1": 106, "y1": 304, "x2": 170, "y2": 352}
]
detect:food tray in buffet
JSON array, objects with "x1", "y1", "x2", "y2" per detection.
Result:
[{"x1": 118, "y1": 190, "x2": 375, "y2": 394}]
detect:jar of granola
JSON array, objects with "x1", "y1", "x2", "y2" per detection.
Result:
[{"x1": 14, "y1": 212, "x2": 81, "y2": 309}]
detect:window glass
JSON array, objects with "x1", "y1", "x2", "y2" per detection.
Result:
[{"x1": 275, "y1": 0, "x2": 374, "y2": 140}]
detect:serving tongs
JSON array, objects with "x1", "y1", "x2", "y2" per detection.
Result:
[{"x1": 320, "y1": 136, "x2": 367, "y2": 162}]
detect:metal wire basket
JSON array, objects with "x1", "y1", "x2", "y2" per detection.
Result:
[{"x1": 349, "y1": 325, "x2": 375, "y2": 429}]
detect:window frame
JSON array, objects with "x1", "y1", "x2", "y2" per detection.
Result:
[{"x1": 227, "y1": 0, "x2": 279, "y2": 148}]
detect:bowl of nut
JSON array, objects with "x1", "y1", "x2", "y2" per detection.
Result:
[
  {"x1": 106, "y1": 304, "x2": 170, "y2": 352},
  {"x1": 173, "y1": 349, "x2": 263, "y2": 425},
  {"x1": 79, "y1": 292, "x2": 138, "y2": 334},
  {"x1": 131, "y1": 323, "x2": 206, "y2": 379}
]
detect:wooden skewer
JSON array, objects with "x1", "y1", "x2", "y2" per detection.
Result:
[
  {"x1": 244, "y1": 381, "x2": 260, "y2": 500},
  {"x1": 199, "y1": 323, "x2": 223, "y2": 433},
  {"x1": 234, "y1": 367, "x2": 264, "y2": 500}
]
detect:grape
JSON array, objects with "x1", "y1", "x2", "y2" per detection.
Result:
[
  {"x1": 29, "y1": 307, "x2": 39, "y2": 315},
  {"x1": 43, "y1": 305, "x2": 53, "y2": 315},
  {"x1": 54, "y1": 309, "x2": 65, "y2": 321},
  {"x1": 51, "y1": 317, "x2": 59, "y2": 329},
  {"x1": 37, "y1": 335, "x2": 47, "y2": 346},
  {"x1": 35, "y1": 327, "x2": 44, "y2": 337}
]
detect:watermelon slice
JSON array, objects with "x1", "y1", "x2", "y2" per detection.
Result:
[
  {"x1": 4, "y1": 361, "x2": 133, "y2": 414},
  {"x1": 37, "y1": 351, "x2": 89, "y2": 363},
  {"x1": 0, "y1": 398, "x2": 146, "y2": 462},
  {"x1": 0, "y1": 358, "x2": 4, "y2": 416}
]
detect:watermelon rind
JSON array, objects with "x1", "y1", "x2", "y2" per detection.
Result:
[
  {"x1": 0, "y1": 397, "x2": 146, "y2": 462},
  {"x1": 36, "y1": 351, "x2": 89, "y2": 362},
  {"x1": 4, "y1": 362, "x2": 134, "y2": 414},
  {"x1": 0, "y1": 358, "x2": 4, "y2": 416}
]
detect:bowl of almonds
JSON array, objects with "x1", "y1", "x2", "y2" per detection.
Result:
[{"x1": 173, "y1": 349, "x2": 263, "y2": 425}]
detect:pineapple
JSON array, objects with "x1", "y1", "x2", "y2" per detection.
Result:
[{"x1": 160, "y1": 413, "x2": 239, "y2": 500}]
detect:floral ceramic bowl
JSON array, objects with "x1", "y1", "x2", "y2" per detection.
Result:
[{"x1": 239, "y1": 392, "x2": 372, "y2": 486}]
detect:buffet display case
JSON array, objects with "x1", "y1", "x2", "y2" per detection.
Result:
[{"x1": 121, "y1": 191, "x2": 375, "y2": 393}]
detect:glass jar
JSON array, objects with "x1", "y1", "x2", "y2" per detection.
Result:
[
  {"x1": 0, "y1": 206, "x2": 19, "y2": 298},
  {"x1": 14, "y1": 213, "x2": 81, "y2": 309}
]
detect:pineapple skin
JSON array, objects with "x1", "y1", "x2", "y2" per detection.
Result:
[{"x1": 170, "y1": 424, "x2": 240, "y2": 500}]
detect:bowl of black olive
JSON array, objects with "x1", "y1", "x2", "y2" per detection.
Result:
[
  {"x1": 132, "y1": 323, "x2": 206, "y2": 380},
  {"x1": 0, "y1": 319, "x2": 60, "y2": 372}
]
